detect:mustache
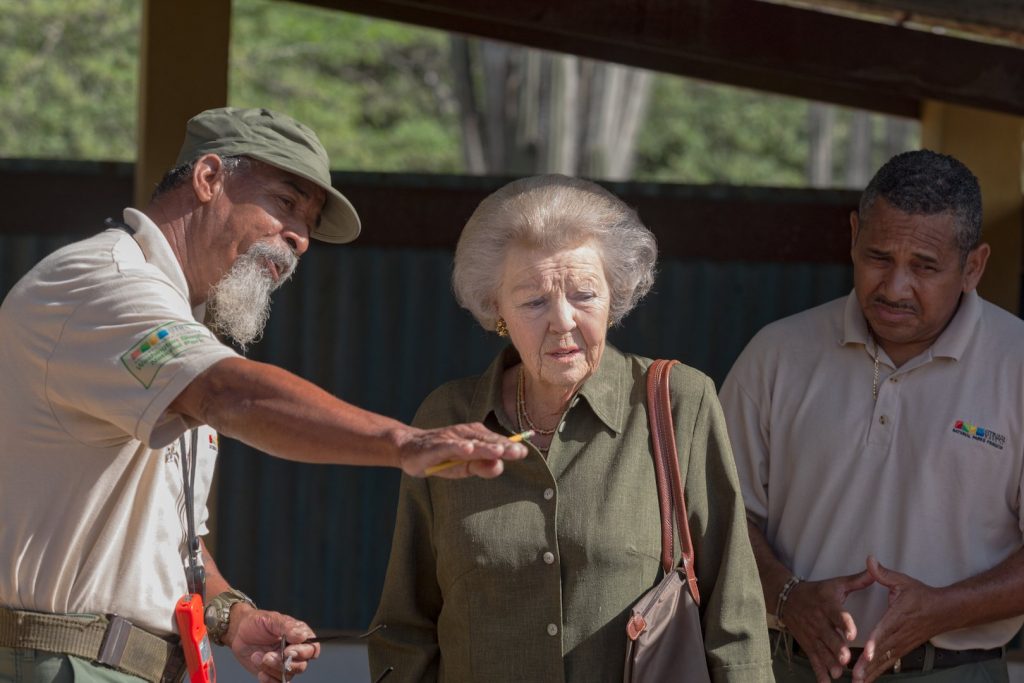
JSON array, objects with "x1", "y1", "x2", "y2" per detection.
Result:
[
  {"x1": 249, "y1": 242, "x2": 298, "y2": 284},
  {"x1": 872, "y1": 295, "x2": 918, "y2": 313}
]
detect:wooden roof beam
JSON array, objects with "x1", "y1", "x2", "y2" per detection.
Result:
[
  {"x1": 288, "y1": 0, "x2": 1024, "y2": 118},
  {"x1": 829, "y1": 0, "x2": 1024, "y2": 35}
]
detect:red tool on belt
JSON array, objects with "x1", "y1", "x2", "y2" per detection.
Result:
[{"x1": 176, "y1": 594, "x2": 217, "y2": 683}]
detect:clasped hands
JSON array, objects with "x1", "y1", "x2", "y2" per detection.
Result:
[{"x1": 783, "y1": 555, "x2": 946, "y2": 683}]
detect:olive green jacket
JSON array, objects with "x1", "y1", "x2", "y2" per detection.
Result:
[{"x1": 369, "y1": 345, "x2": 772, "y2": 683}]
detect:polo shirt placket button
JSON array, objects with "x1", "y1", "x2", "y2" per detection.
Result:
[
  {"x1": 879, "y1": 415, "x2": 888, "y2": 425},
  {"x1": 543, "y1": 551, "x2": 555, "y2": 565},
  {"x1": 547, "y1": 623, "x2": 558, "y2": 636}
]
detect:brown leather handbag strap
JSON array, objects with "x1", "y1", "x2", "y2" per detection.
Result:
[{"x1": 646, "y1": 359, "x2": 701, "y2": 606}]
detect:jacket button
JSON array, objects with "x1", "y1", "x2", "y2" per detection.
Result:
[
  {"x1": 543, "y1": 488, "x2": 554, "y2": 500},
  {"x1": 547, "y1": 623, "x2": 558, "y2": 636},
  {"x1": 543, "y1": 551, "x2": 555, "y2": 565}
]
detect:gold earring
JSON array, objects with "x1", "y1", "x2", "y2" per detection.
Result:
[{"x1": 496, "y1": 317, "x2": 509, "y2": 337}]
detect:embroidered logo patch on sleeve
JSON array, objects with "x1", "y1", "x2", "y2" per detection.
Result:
[{"x1": 120, "y1": 322, "x2": 212, "y2": 388}]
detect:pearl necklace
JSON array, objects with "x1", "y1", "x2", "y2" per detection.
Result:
[{"x1": 516, "y1": 367, "x2": 558, "y2": 436}]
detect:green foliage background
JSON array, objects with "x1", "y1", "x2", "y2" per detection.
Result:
[
  {"x1": 634, "y1": 79, "x2": 809, "y2": 185},
  {"x1": 230, "y1": 1, "x2": 462, "y2": 172},
  {"x1": 0, "y1": 0, "x2": 915, "y2": 186},
  {"x1": 0, "y1": 0, "x2": 139, "y2": 160}
]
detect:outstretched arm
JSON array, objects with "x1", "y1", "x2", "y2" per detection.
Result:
[{"x1": 171, "y1": 357, "x2": 526, "y2": 478}]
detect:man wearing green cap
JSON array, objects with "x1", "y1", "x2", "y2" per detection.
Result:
[{"x1": 0, "y1": 107, "x2": 526, "y2": 683}]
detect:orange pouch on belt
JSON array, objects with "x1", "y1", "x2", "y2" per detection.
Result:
[{"x1": 175, "y1": 594, "x2": 217, "y2": 683}]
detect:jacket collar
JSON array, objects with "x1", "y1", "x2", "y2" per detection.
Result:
[{"x1": 468, "y1": 343, "x2": 629, "y2": 434}]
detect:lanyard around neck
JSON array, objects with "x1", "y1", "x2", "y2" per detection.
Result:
[{"x1": 179, "y1": 429, "x2": 206, "y2": 599}]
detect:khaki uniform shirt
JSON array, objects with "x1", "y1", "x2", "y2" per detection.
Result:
[
  {"x1": 0, "y1": 209, "x2": 237, "y2": 635},
  {"x1": 721, "y1": 291, "x2": 1024, "y2": 650},
  {"x1": 369, "y1": 345, "x2": 772, "y2": 683}
]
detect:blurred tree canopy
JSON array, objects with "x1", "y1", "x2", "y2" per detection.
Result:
[
  {"x1": 231, "y1": 1, "x2": 463, "y2": 172},
  {"x1": 0, "y1": 0, "x2": 139, "y2": 160},
  {"x1": 0, "y1": 0, "x2": 917, "y2": 187}
]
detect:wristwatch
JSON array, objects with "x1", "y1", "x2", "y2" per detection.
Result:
[{"x1": 204, "y1": 588, "x2": 256, "y2": 646}]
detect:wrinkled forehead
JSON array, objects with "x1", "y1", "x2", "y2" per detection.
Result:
[
  {"x1": 859, "y1": 201, "x2": 960, "y2": 252},
  {"x1": 503, "y1": 242, "x2": 607, "y2": 288}
]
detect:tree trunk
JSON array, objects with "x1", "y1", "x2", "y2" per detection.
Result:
[
  {"x1": 448, "y1": 38, "x2": 654, "y2": 178},
  {"x1": 807, "y1": 103, "x2": 835, "y2": 188},
  {"x1": 846, "y1": 111, "x2": 873, "y2": 188},
  {"x1": 607, "y1": 67, "x2": 652, "y2": 180},
  {"x1": 449, "y1": 36, "x2": 487, "y2": 173},
  {"x1": 548, "y1": 54, "x2": 580, "y2": 175},
  {"x1": 481, "y1": 40, "x2": 512, "y2": 173}
]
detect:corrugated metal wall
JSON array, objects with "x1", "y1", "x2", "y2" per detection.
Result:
[{"x1": 0, "y1": 232, "x2": 851, "y2": 631}]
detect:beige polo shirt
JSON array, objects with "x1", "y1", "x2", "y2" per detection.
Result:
[
  {"x1": 720, "y1": 290, "x2": 1024, "y2": 650},
  {"x1": 0, "y1": 208, "x2": 238, "y2": 636}
]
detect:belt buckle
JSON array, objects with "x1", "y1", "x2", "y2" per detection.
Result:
[{"x1": 97, "y1": 614, "x2": 132, "y2": 669}]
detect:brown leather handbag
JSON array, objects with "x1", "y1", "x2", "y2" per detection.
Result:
[{"x1": 624, "y1": 359, "x2": 712, "y2": 683}]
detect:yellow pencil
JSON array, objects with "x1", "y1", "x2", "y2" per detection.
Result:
[
  {"x1": 424, "y1": 430, "x2": 535, "y2": 476},
  {"x1": 507, "y1": 429, "x2": 535, "y2": 443}
]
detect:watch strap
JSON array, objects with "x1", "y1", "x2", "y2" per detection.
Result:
[{"x1": 203, "y1": 588, "x2": 256, "y2": 646}]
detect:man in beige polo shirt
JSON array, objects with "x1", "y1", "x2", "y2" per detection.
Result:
[{"x1": 720, "y1": 150, "x2": 1024, "y2": 683}]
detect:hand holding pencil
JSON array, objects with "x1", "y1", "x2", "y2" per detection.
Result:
[
  {"x1": 425, "y1": 430, "x2": 535, "y2": 476},
  {"x1": 395, "y1": 423, "x2": 530, "y2": 480}
]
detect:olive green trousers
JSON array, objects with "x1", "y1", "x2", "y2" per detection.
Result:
[{"x1": 0, "y1": 648, "x2": 147, "y2": 683}]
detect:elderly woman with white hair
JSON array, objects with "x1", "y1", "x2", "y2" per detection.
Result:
[{"x1": 368, "y1": 175, "x2": 771, "y2": 682}]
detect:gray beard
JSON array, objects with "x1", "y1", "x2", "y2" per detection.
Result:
[{"x1": 206, "y1": 242, "x2": 297, "y2": 352}]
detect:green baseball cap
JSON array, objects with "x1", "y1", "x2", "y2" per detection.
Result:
[{"x1": 175, "y1": 107, "x2": 361, "y2": 244}]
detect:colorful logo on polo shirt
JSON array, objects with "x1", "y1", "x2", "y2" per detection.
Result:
[
  {"x1": 131, "y1": 328, "x2": 169, "y2": 360},
  {"x1": 121, "y1": 322, "x2": 213, "y2": 388},
  {"x1": 952, "y1": 420, "x2": 1006, "y2": 450}
]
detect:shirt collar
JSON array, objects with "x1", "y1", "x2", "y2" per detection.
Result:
[
  {"x1": 841, "y1": 290, "x2": 872, "y2": 347},
  {"x1": 467, "y1": 347, "x2": 515, "y2": 428},
  {"x1": 575, "y1": 344, "x2": 628, "y2": 433},
  {"x1": 123, "y1": 208, "x2": 206, "y2": 322},
  {"x1": 840, "y1": 288, "x2": 981, "y2": 361},
  {"x1": 468, "y1": 343, "x2": 629, "y2": 434},
  {"x1": 931, "y1": 289, "x2": 981, "y2": 360}
]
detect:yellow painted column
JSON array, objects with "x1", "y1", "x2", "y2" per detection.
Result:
[
  {"x1": 136, "y1": 1, "x2": 232, "y2": 549},
  {"x1": 135, "y1": 0, "x2": 232, "y2": 208},
  {"x1": 921, "y1": 101, "x2": 1024, "y2": 314}
]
